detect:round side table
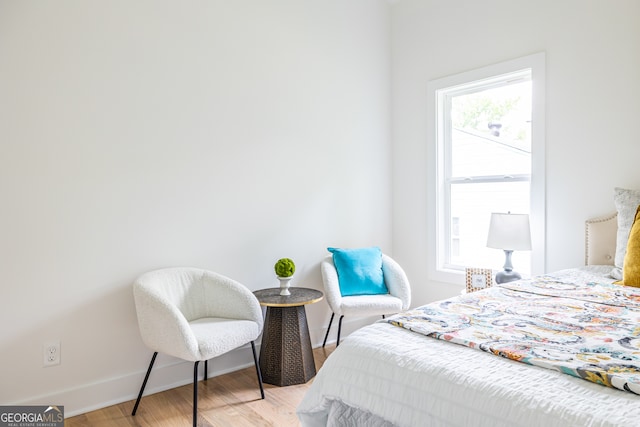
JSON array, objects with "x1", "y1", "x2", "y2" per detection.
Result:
[{"x1": 253, "y1": 287, "x2": 323, "y2": 386}]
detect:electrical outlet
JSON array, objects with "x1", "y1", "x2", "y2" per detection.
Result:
[{"x1": 43, "y1": 341, "x2": 61, "y2": 367}]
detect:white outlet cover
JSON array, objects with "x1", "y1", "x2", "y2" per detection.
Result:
[{"x1": 43, "y1": 340, "x2": 61, "y2": 367}]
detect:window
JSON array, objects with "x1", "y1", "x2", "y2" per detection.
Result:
[{"x1": 427, "y1": 54, "x2": 545, "y2": 284}]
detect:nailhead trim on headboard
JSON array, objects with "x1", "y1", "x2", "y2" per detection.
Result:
[{"x1": 585, "y1": 212, "x2": 617, "y2": 266}]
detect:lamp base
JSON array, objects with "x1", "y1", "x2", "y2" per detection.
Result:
[
  {"x1": 495, "y1": 270, "x2": 522, "y2": 284},
  {"x1": 495, "y1": 249, "x2": 521, "y2": 284}
]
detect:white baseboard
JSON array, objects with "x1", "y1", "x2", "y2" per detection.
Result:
[
  {"x1": 14, "y1": 343, "x2": 259, "y2": 418},
  {"x1": 14, "y1": 317, "x2": 378, "y2": 418}
]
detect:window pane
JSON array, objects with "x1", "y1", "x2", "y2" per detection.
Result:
[
  {"x1": 429, "y1": 53, "x2": 545, "y2": 284},
  {"x1": 449, "y1": 181, "x2": 531, "y2": 275},
  {"x1": 451, "y1": 81, "x2": 531, "y2": 178}
]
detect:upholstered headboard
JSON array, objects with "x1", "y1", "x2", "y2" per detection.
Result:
[{"x1": 585, "y1": 212, "x2": 617, "y2": 266}]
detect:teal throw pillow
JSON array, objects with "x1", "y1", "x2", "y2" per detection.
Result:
[{"x1": 328, "y1": 246, "x2": 388, "y2": 296}]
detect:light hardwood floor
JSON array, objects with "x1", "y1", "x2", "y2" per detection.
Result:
[{"x1": 66, "y1": 346, "x2": 335, "y2": 427}]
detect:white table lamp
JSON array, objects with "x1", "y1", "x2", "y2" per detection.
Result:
[{"x1": 487, "y1": 212, "x2": 532, "y2": 284}]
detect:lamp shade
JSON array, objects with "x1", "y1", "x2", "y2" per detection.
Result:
[{"x1": 486, "y1": 213, "x2": 532, "y2": 251}]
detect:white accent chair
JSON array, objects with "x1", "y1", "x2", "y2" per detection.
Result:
[
  {"x1": 320, "y1": 254, "x2": 411, "y2": 347},
  {"x1": 131, "y1": 267, "x2": 265, "y2": 427}
]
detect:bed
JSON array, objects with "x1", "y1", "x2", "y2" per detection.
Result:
[{"x1": 297, "y1": 210, "x2": 640, "y2": 427}]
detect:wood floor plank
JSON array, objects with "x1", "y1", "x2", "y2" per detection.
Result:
[{"x1": 65, "y1": 346, "x2": 335, "y2": 427}]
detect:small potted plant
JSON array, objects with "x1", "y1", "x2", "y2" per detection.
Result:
[{"x1": 275, "y1": 258, "x2": 295, "y2": 296}]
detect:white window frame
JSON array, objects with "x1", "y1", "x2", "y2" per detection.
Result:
[{"x1": 427, "y1": 53, "x2": 546, "y2": 285}]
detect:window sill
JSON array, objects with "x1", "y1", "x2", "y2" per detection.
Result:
[{"x1": 429, "y1": 267, "x2": 466, "y2": 287}]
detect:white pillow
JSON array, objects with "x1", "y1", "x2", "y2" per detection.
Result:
[{"x1": 613, "y1": 187, "x2": 640, "y2": 279}]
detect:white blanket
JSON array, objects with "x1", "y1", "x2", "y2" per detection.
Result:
[{"x1": 298, "y1": 268, "x2": 640, "y2": 427}]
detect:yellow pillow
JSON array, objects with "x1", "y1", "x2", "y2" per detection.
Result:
[{"x1": 616, "y1": 205, "x2": 640, "y2": 287}]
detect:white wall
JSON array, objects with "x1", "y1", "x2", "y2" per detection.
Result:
[
  {"x1": 391, "y1": 0, "x2": 640, "y2": 305},
  {"x1": 6, "y1": 0, "x2": 640, "y2": 416},
  {"x1": 0, "y1": 0, "x2": 392, "y2": 415}
]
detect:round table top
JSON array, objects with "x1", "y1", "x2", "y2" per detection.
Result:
[{"x1": 253, "y1": 287, "x2": 324, "y2": 307}]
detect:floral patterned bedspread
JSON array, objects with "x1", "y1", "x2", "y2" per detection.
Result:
[{"x1": 385, "y1": 269, "x2": 640, "y2": 394}]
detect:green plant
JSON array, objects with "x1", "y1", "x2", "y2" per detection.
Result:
[{"x1": 274, "y1": 258, "x2": 295, "y2": 277}]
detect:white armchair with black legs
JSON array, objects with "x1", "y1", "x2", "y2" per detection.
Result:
[
  {"x1": 131, "y1": 267, "x2": 265, "y2": 427},
  {"x1": 321, "y1": 247, "x2": 411, "y2": 347}
]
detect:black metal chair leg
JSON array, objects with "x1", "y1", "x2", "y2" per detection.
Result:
[
  {"x1": 250, "y1": 341, "x2": 265, "y2": 399},
  {"x1": 336, "y1": 315, "x2": 344, "y2": 347},
  {"x1": 193, "y1": 361, "x2": 200, "y2": 427},
  {"x1": 132, "y1": 352, "x2": 158, "y2": 416},
  {"x1": 322, "y1": 313, "x2": 335, "y2": 348},
  {"x1": 204, "y1": 360, "x2": 208, "y2": 381}
]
